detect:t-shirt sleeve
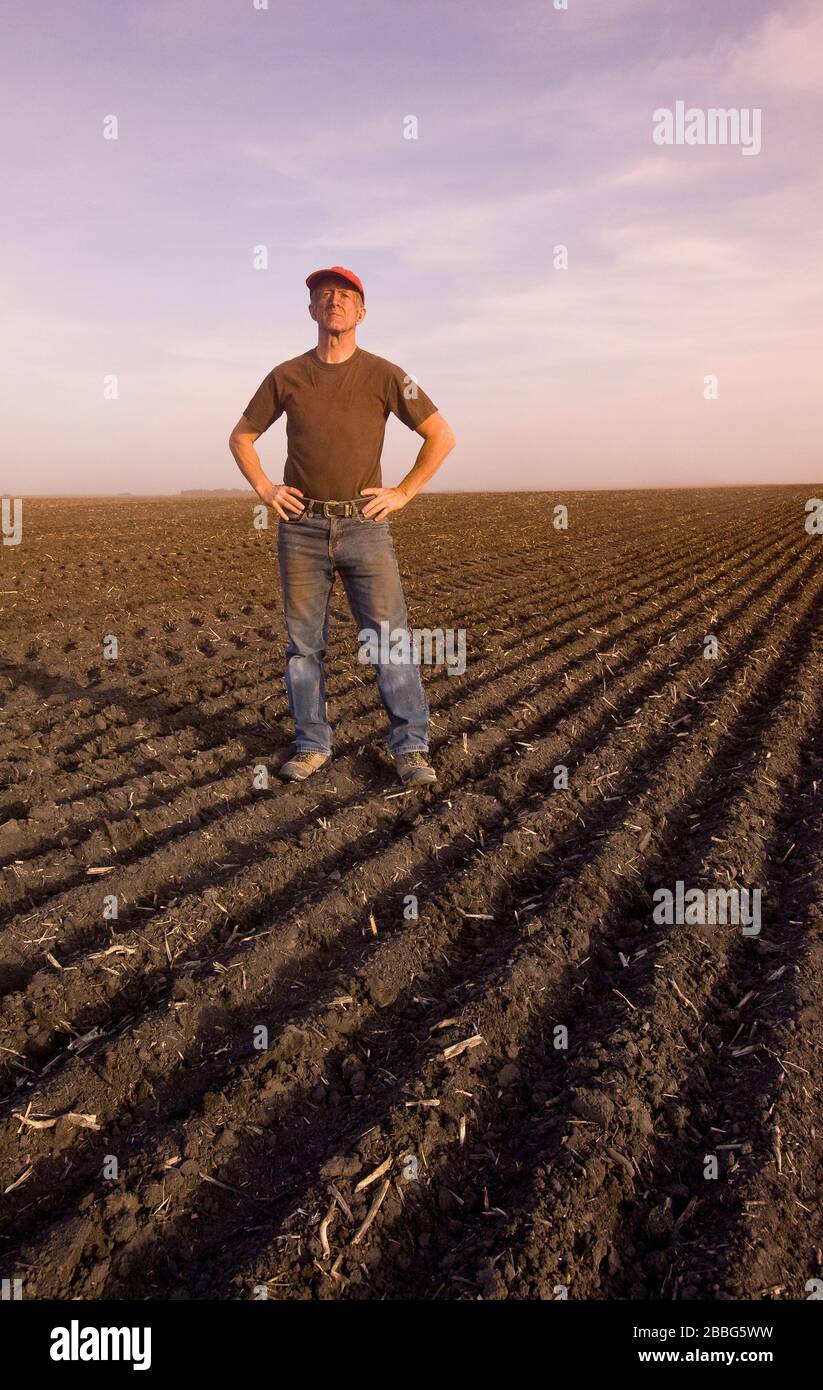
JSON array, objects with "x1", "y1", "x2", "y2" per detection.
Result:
[
  {"x1": 242, "y1": 369, "x2": 284, "y2": 434},
  {"x1": 385, "y1": 364, "x2": 438, "y2": 431}
]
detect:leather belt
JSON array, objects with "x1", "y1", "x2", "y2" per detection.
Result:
[{"x1": 302, "y1": 498, "x2": 369, "y2": 518}]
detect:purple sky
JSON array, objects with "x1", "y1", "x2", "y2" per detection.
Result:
[{"x1": 2, "y1": 0, "x2": 821, "y2": 493}]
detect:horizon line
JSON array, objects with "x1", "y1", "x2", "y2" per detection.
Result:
[{"x1": 11, "y1": 482, "x2": 822, "y2": 500}]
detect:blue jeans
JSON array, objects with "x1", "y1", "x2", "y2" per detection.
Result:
[{"x1": 276, "y1": 504, "x2": 430, "y2": 756}]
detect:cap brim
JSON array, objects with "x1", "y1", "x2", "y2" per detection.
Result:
[{"x1": 306, "y1": 269, "x2": 363, "y2": 299}]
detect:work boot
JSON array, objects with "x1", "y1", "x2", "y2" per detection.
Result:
[
  {"x1": 278, "y1": 749, "x2": 332, "y2": 781},
  {"x1": 394, "y1": 750, "x2": 437, "y2": 786}
]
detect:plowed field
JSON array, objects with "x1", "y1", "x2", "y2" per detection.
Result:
[{"x1": 1, "y1": 487, "x2": 820, "y2": 1300}]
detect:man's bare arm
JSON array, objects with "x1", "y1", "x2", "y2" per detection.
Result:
[
  {"x1": 397, "y1": 412, "x2": 456, "y2": 501},
  {"x1": 228, "y1": 416, "x2": 304, "y2": 519}
]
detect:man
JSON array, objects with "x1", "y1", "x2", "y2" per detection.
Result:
[{"x1": 229, "y1": 265, "x2": 456, "y2": 786}]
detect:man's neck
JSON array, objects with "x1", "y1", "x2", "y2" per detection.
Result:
[{"x1": 314, "y1": 330, "x2": 358, "y2": 364}]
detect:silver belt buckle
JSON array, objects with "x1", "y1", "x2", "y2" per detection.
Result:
[{"x1": 322, "y1": 501, "x2": 332, "y2": 518}]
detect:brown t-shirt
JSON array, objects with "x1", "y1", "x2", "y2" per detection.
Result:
[{"x1": 242, "y1": 346, "x2": 438, "y2": 501}]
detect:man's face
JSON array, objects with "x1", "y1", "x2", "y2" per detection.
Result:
[{"x1": 309, "y1": 276, "x2": 363, "y2": 333}]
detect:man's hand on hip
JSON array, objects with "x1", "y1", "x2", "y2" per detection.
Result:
[
  {"x1": 359, "y1": 487, "x2": 410, "y2": 521},
  {"x1": 259, "y1": 482, "x2": 305, "y2": 521}
]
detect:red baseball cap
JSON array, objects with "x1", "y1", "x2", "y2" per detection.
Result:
[{"x1": 305, "y1": 265, "x2": 365, "y2": 302}]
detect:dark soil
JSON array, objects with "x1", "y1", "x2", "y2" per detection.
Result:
[{"x1": 0, "y1": 488, "x2": 820, "y2": 1300}]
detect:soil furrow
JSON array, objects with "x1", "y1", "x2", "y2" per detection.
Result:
[{"x1": 4, "y1": 537, "x2": 818, "y2": 1298}]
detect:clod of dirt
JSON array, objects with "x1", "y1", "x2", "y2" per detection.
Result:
[
  {"x1": 109, "y1": 1212, "x2": 139, "y2": 1245},
  {"x1": 645, "y1": 1201, "x2": 674, "y2": 1243},
  {"x1": 626, "y1": 1097, "x2": 655, "y2": 1134},
  {"x1": 273, "y1": 1025, "x2": 307, "y2": 1060},
  {"x1": 320, "y1": 1154, "x2": 361, "y2": 1179},
  {"x1": 365, "y1": 974, "x2": 400, "y2": 1008},
  {"x1": 571, "y1": 1089, "x2": 614, "y2": 1126}
]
